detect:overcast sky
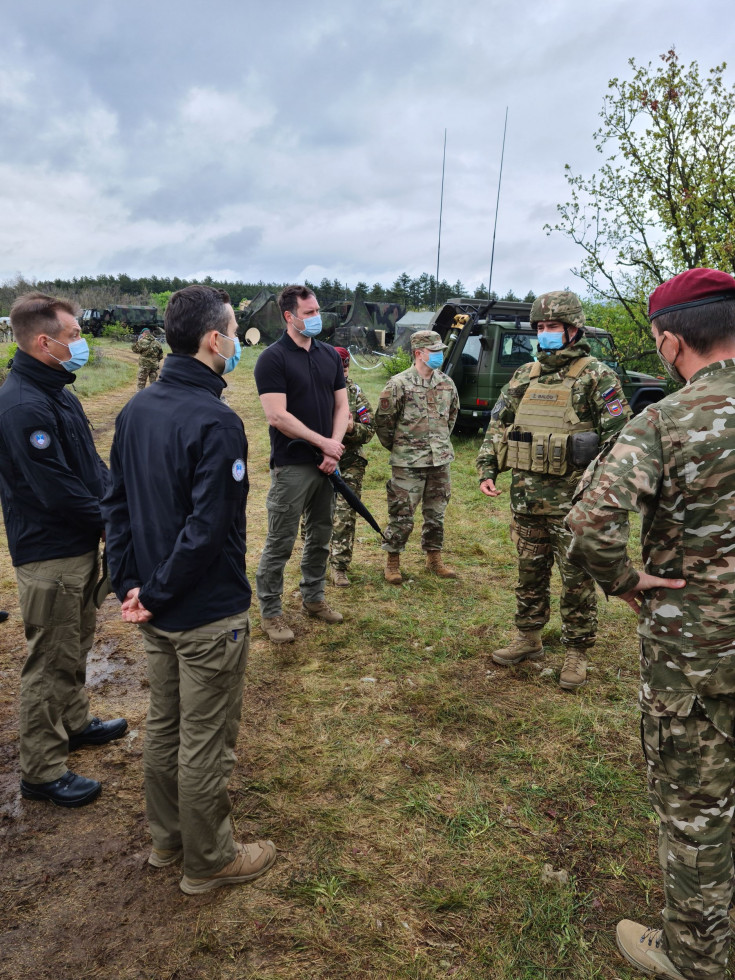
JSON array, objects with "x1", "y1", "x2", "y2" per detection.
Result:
[{"x1": 0, "y1": 0, "x2": 731, "y2": 298}]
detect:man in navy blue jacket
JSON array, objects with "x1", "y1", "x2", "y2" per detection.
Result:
[
  {"x1": 0, "y1": 292, "x2": 127, "y2": 808},
  {"x1": 103, "y1": 285, "x2": 276, "y2": 895}
]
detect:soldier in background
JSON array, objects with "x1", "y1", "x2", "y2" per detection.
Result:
[
  {"x1": 375, "y1": 330, "x2": 459, "y2": 585},
  {"x1": 132, "y1": 327, "x2": 163, "y2": 390},
  {"x1": 329, "y1": 347, "x2": 375, "y2": 587},
  {"x1": 567, "y1": 269, "x2": 735, "y2": 980},
  {"x1": 476, "y1": 290, "x2": 630, "y2": 690}
]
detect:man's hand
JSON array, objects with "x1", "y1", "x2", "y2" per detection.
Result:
[
  {"x1": 319, "y1": 454, "x2": 340, "y2": 475},
  {"x1": 346, "y1": 417, "x2": 355, "y2": 434},
  {"x1": 618, "y1": 572, "x2": 686, "y2": 614},
  {"x1": 121, "y1": 587, "x2": 153, "y2": 623},
  {"x1": 320, "y1": 436, "x2": 344, "y2": 460},
  {"x1": 480, "y1": 478, "x2": 502, "y2": 497}
]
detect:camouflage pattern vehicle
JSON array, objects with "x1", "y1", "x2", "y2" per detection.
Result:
[
  {"x1": 80, "y1": 305, "x2": 163, "y2": 337},
  {"x1": 426, "y1": 298, "x2": 667, "y2": 433},
  {"x1": 234, "y1": 289, "x2": 405, "y2": 350}
]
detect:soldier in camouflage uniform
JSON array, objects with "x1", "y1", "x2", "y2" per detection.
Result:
[
  {"x1": 329, "y1": 348, "x2": 375, "y2": 587},
  {"x1": 132, "y1": 328, "x2": 163, "y2": 390},
  {"x1": 476, "y1": 290, "x2": 630, "y2": 689},
  {"x1": 375, "y1": 330, "x2": 459, "y2": 585},
  {"x1": 567, "y1": 269, "x2": 735, "y2": 980}
]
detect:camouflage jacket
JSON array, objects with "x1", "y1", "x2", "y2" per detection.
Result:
[
  {"x1": 132, "y1": 334, "x2": 163, "y2": 366},
  {"x1": 566, "y1": 359, "x2": 735, "y2": 731},
  {"x1": 475, "y1": 342, "x2": 630, "y2": 516},
  {"x1": 341, "y1": 378, "x2": 375, "y2": 469},
  {"x1": 375, "y1": 365, "x2": 458, "y2": 467}
]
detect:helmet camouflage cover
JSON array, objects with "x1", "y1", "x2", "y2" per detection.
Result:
[{"x1": 530, "y1": 290, "x2": 585, "y2": 332}]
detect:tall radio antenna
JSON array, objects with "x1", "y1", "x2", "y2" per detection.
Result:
[{"x1": 488, "y1": 107, "x2": 508, "y2": 299}]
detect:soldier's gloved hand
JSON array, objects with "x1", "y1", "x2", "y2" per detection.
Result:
[
  {"x1": 480, "y1": 478, "x2": 502, "y2": 498},
  {"x1": 618, "y1": 572, "x2": 686, "y2": 614}
]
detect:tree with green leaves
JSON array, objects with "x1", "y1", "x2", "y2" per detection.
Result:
[{"x1": 549, "y1": 49, "x2": 735, "y2": 342}]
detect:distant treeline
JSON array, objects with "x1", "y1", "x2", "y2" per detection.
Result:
[{"x1": 0, "y1": 273, "x2": 536, "y2": 315}]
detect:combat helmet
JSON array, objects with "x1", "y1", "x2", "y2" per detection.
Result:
[{"x1": 530, "y1": 291, "x2": 585, "y2": 340}]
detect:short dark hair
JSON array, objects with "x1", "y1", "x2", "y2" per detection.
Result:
[
  {"x1": 278, "y1": 284, "x2": 316, "y2": 318},
  {"x1": 10, "y1": 292, "x2": 78, "y2": 349},
  {"x1": 164, "y1": 286, "x2": 231, "y2": 355},
  {"x1": 655, "y1": 299, "x2": 735, "y2": 355}
]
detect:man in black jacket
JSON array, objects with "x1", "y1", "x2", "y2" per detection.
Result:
[
  {"x1": 0, "y1": 292, "x2": 127, "y2": 808},
  {"x1": 103, "y1": 285, "x2": 276, "y2": 896}
]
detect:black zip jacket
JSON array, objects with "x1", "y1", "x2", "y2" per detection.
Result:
[
  {"x1": 102, "y1": 354, "x2": 251, "y2": 631},
  {"x1": 0, "y1": 349, "x2": 109, "y2": 566}
]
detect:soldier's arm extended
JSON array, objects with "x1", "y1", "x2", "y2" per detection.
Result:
[
  {"x1": 374, "y1": 378, "x2": 402, "y2": 450},
  {"x1": 345, "y1": 385, "x2": 375, "y2": 447},
  {"x1": 476, "y1": 377, "x2": 521, "y2": 492},
  {"x1": 566, "y1": 410, "x2": 667, "y2": 596}
]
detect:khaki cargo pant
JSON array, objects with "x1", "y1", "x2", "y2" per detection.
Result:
[
  {"x1": 641, "y1": 668, "x2": 735, "y2": 979},
  {"x1": 256, "y1": 464, "x2": 335, "y2": 619},
  {"x1": 16, "y1": 551, "x2": 97, "y2": 783},
  {"x1": 139, "y1": 612, "x2": 250, "y2": 877}
]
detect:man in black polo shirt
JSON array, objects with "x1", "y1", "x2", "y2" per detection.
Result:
[{"x1": 254, "y1": 285, "x2": 350, "y2": 643}]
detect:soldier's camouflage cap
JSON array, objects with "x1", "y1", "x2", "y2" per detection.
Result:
[
  {"x1": 410, "y1": 330, "x2": 447, "y2": 351},
  {"x1": 649, "y1": 268, "x2": 735, "y2": 320},
  {"x1": 530, "y1": 291, "x2": 585, "y2": 332}
]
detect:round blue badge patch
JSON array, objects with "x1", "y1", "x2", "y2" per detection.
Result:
[
  {"x1": 30, "y1": 430, "x2": 52, "y2": 450},
  {"x1": 232, "y1": 458, "x2": 245, "y2": 482}
]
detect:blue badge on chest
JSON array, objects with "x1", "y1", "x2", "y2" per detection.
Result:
[{"x1": 30, "y1": 430, "x2": 52, "y2": 450}]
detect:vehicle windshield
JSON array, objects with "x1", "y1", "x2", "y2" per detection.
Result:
[{"x1": 499, "y1": 331, "x2": 537, "y2": 366}]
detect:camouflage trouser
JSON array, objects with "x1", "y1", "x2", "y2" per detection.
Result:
[
  {"x1": 641, "y1": 667, "x2": 735, "y2": 979},
  {"x1": 383, "y1": 464, "x2": 450, "y2": 554},
  {"x1": 329, "y1": 461, "x2": 366, "y2": 571},
  {"x1": 510, "y1": 511, "x2": 596, "y2": 647},
  {"x1": 137, "y1": 362, "x2": 159, "y2": 390}
]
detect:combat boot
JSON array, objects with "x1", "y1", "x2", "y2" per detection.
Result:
[
  {"x1": 302, "y1": 600, "x2": 343, "y2": 623},
  {"x1": 331, "y1": 567, "x2": 349, "y2": 587},
  {"x1": 559, "y1": 648, "x2": 587, "y2": 690},
  {"x1": 492, "y1": 630, "x2": 544, "y2": 666},
  {"x1": 425, "y1": 550, "x2": 457, "y2": 578},
  {"x1": 385, "y1": 552, "x2": 402, "y2": 586},
  {"x1": 615, "y1": 921, "x2": 686, "y2": 979},
  {"x1": 261, "y1": 615, "x2": 295, "y2": 644}
]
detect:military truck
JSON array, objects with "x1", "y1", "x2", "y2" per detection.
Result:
[
  {"x1": 426, "y1": 298, "x2": 667, "y2": 434},
  {"x1": 80, "y1": 305, "x2": 162, "y2": 337}
]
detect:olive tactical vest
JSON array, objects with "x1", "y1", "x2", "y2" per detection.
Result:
[{"x1": 502, "y1": 357, "x2": 594, "y2": 476}]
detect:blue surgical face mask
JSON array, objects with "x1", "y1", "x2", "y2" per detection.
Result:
[
  {"x1": 537, "y1": 331, "x2": 565, "y2": 351},
  {"x1": 426, "y1": 351, "x2": 444, "y2": 369},
  {"x1": 216, "y1": 333, "x2": 241, "y2": 374},
  {"x1": 48, "y1": 335, "x2": 90, "y2": 372},
  {"x1": 292, "y1": 313, "x2": 322, "y2": 337}
]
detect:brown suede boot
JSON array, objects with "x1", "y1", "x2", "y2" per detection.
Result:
[
  {"x1": 425, "y1": 550, "x2": 457, "y2": 578},
  {"x1": 384, "y1": 552, "x2": 402, "y2": 585},
  {"x1": 492, "y1": 630, "x2": 544, "y2": 666}
]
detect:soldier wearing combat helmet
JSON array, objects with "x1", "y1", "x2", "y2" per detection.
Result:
[
  {"x1": 476, "y1": 289, "x2": 630, "y2": 689},
  {"x1": 567, "y1": 268, "x2": 735, "y2": 980}
]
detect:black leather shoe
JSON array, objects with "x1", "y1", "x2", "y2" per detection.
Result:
[
  {"x1": 68, "y1": 716, "x2": 128, "y2": 751},
  {"x1": 0, "y1": 611, "x2": 8, "y2": 623},
  {"x1": 20, "y1": 771, "x2": 102, "y2": 808}
]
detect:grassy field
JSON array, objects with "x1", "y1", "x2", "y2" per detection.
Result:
[{"x1": 0, "y1": 340, "x2": 710, "y2": 980}]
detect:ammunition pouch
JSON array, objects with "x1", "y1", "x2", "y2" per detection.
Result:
[{"x1": 569, "y1": 431, "x2": 600, "y2": 470}]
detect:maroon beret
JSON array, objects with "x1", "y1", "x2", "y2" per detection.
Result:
[
  {"x1": 649, "y1": 268, "x2": 735, "y2": 320},
  {"x1": 334, "y1": 346, "x2": 350, "y2": 366}
]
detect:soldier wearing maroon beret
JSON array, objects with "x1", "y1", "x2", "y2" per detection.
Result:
[{"x1": 567, "y1": 269, "x2": 735, "y2": 979}]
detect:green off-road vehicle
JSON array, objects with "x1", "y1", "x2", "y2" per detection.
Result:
[{"x1": 428, "y1": 298, "x2": 667, "y2": 433}]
